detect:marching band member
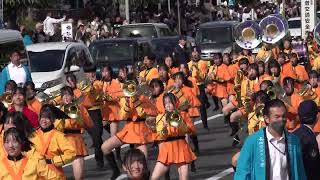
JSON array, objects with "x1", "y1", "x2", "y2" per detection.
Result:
[
  {"x1": 261, "y1": 59, "x2": 282, "y2": 84},
  {"x1": 101, "y1": 78, "x2": 157, "y2": 180},
  {"x1": 259, "y1": 80, "x2": 274, "y2": 92},
  {"x1": 0, "y1": 112, "x2": 34, "y2": 158},
  {"x1": 164, "y1": 54, "x2": 179, "y2": 77},
  {"x1": 308, "y1": 70, "x2": 320, "y2": 99},
  {"x1": 30, "y1": 104, "x2": 76, "y2": 179},
  {"x1": 255, "y1": 43, "x2": 272, "y2": 62},
  {"x1": 123, "y1": 149, "x2": 150, "y2": 180},
  {"x1": 282, "y1": 77, "x2": 303, "y2": 132},
  {"x1": 222, "y1": 58, "x2": 249, "y2": 126},
  {"x1": 139, "y1": 54, "x2": 159, "y2": 84},
  {"x1": 82, "y1": 65, "x2": 107, "y2": 168},
  {"x1": 59, "y1": 86, "x2": 92, "y2": 180},
  {"x1": 207, "y1": 53, "x2": 231, "y2": 111},
  {"x1": 257, "y1": 61, "x2": 265, "y2": 78},
  {"x1": 0, "y1": 127, "x2": 61, "y2": 179},
  {"x1": 4, "y1": 80, "x2": 17, "y2": 94},
  {"x1": 151, "y1": 93, "x2": 196, "y2": 180},
  {"x1": 8, "y1": 87, "x2": 39, "y2": 128},
  {"x1": 282, "y1": 39, "x2": 297, "y2": 55},
  {"x1": 289, "y1": 53, "x2": 309, "y2": 90},
  {"x1": 238, "y1": 49, "x2": 254, "y2": 63},
  {"x1": 24, "y1": 81, "x2": 42, "y2": 115},
  {"x1": 229, "y1": 63, "x2": 260, "y2": 145},
  {"x1": 231, "y1": 90, "x2": 270, "y2": 171},
  {"x1": 247, "y1": 91, "x2": 270, "y2": 135},
  {"x1": 158, "y1": 65, "x2": 174, "y2": 90},
  {"x1": 101, "y1": 65, "x2": 124, "y2": 162}
]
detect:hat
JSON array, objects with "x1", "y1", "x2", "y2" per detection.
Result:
[{"x1": 298, "y1": 100, "x2": 318, "y2": 125}]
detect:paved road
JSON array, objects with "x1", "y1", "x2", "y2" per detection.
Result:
[{"x1": 63, "y1": 104, "x2": 239, "y2": 180}]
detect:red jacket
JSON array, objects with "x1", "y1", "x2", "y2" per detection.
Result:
[{"x1": 9, "y1": 106, "x2": 39, "y2": 128}]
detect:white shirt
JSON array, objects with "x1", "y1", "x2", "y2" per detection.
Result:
[
  {"x1": 266, "y1": 127, "x2": 289, "y2": 180},
  {"x1": 43, "y1": 16, "x2": 65, "y2": 36},
  {"x1": 8, "y1": 63, "x2": 27, "y2": 86}
]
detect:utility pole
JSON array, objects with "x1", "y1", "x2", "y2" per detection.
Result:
[
  {"x1": 125, "y1": 0, "x2": 130, "y2": 23},
  {"x1": 168, "y1": 0, "x2": 171, "y2": 14},
  {"x1": 177, "y1": 0, "x2": 181, "y2": 34}
]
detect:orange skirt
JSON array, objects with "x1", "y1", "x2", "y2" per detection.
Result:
[
  {"x1": 65, "y1": 134, "x2": 88, "y2": 156},
  {"x1": 227, "y1": 82, "x2": 236, "y2": 95},
  {"x1": 157, "y1": 138, "x2": 197, "y2": 165},
  {"x1": 102, "y1": 102, "x2": 121, "y2": 121},
  {"x1": 188, "y1": 107, "x2": 200, "y2": 118},
  {"x1": 116, "y1": 121, "x2": 152, "y2": 144}
]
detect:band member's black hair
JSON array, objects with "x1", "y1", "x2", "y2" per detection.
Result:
[
  {"x1": 24, "y1": 81, "x2": 35, "y2": 91},
  {"x1": 308, "y1": 70, "x2": 319, "y2": 78},
  {"x1": 253, "y1": 90, "x2": 270, "y2": 104},
  {"x1": 238, "y1": 58, "x2": 249, "y2": 65},
  {"x1": 60, "y1": 86, "x2": 74, "y2": 97}
]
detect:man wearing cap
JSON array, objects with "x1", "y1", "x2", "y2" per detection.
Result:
[
  {"x1": 294, "y1": 100, "x2": 320, "y2": 180},
  {"x1": 173, "y1": 35, "x2": 189, "y2": 65}
]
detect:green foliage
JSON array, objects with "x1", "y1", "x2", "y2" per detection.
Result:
[{"x1": 4, "y1": 0, "x2": 50, "y2": 7}]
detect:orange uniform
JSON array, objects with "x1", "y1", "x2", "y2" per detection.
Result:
[
  {"x1": 227, "y1": 63, "x2": 239, "y2": 95},
  {"x1": 188, "y1": 60, "x2": 210, "y2": 85},
  {"x1": 169, "y1": 67, "x2": 180, "y2": 77},
  {"x1": 116, "y1": 96, "x2": 157, "y2": 144},
  {"x1": 293, "y1": 65, "x2": 309, "y2": 90},
  {"x1": 155, "y1": 112, "x2": 196, "y2": 165},
  {"x1": 139, "y1": 67, "x2": 159, "y2": 84},
  {"x1": 30, "y1": 128, "x2": 76, "y2": 179},
  {"x1": 207, "y1": 64, "x2": 231, "y2": 98},
  {"x1": 285, "y1": 93, "x2": 303, "y2": 132},
  {"x1": 27, "y1": 98, "x2": 42, "y2": 115},
  {"x1": 102, "y1": 79, "x2": 124, "y2": 121}
]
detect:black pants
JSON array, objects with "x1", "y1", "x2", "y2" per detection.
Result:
[
  {"x1": 87, "y1": 109, "x2": 104, "y2": 163},
  {"x1": 198, "y1": 84, "x2": 208, "y2": 128}
]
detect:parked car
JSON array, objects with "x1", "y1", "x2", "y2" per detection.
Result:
[
  {"x1": 89, "y1": 38, "x2": 151, "y2": 77},
  {"x1": 118, "y1": 23, "x2": 173, "y2": 38},
  {"x1": 27, "y1": 42, "x2": 94, "y2": 94},
  {"x1": 0, "y1": 30, "x2": 29, "y2": 70},
  {"x1": 195, "y1": 21, "x2": 239, "y2": 60}
]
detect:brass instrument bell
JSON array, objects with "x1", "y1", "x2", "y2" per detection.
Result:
[
  {"x1": 235, "y1": 20, "x2": 262, "y2": 49},
  {"x1": 123, "y1": 80, "x2": 138, "y2": 97},
  {"x1": 64, "y1": 102, "x2": 80, "y2": 119},
  {"x1": 166, "y1": 110, "x2": 183, "y2": 128},
  {"x1": 266, "y1": 87, "x2": 277, "y2": 100},
  {"x1": 1, "y1": 92, "x2": 13, "y2": 108},
  {"x1": 255, "y1": 105, "x2": 265, "y2": 122},
  {"x1": 259, "y1": 14, "x2": 288, "y2": 44}
]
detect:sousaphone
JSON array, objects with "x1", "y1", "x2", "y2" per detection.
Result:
[
  {"x1": 259, "y1": 14, "x2": 288, "y2": 44},
  {"x1": 235, "y1": 20, "x2": 262, "y2": 49}
]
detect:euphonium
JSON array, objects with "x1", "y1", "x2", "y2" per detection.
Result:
[
  {"x1": 234, "y1": 70, "x2": 244, "y2": 108},
  {"x1": 1, "y1": 92, "x2": 13, "y2": 108}
]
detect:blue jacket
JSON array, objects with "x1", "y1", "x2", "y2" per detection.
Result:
[
  {"x1": 0, "y1": 65, "x2": 32, "y2": 95},
  {"x1": 234, "y1": 128, "x2": 306, "y2": 180}
]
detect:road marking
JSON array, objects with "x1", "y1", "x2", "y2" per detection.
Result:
[{"x1": 205, "y1": 168, "x2": 234, "y2": 180}]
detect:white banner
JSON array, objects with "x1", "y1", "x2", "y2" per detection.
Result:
[
  {"x1": 301, "y1": 0, "x2": 316, "y2": 39},
  {"x1": 61, "y1": 22, "x2": 73, "y2": 39}
]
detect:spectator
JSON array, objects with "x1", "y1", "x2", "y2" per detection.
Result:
[
  {"x1": 43, "y1": 12, "x2": 66, "y2": 42},
  {"x1": 0, "y1": 50, "x2": 32, "y2": 95},
  {"x1": 173, "y1": 35, "x2": 189, "y2": 65},
  {"x1": 75, "y1": 23, "x2": 90, "y2": 43},
  {"x1": 32, "y1": 23, "x2": 48, "y2": 43},
  {"x1": 294, "y1": 100, "x2": 320, "y2": 180},
  {"x1": 234, "y1": 99, "x2": 306, "y2": 180}
]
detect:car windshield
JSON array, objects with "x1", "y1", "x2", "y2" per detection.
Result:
[
  {"x1": 90, "y1": 43, "x2": 135, "y2": 62},
  {"x1": 197, "y1": 27, "x2": 232, "y2": 44},
  {"x1": 151, "y1": 38, "x2": 178, "y2": 59},
  {"x1": 29, "y1": 50, "x2": 65, "y2": 72},
  {"x1": 119, "y1": 25, "x2": 157, "y2": 38},
  {"x1": 288, "y1": 20, "x2": 301, "y2": 29}
]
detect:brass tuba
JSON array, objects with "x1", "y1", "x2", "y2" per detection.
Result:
[
  {"x1": 314, "y1": 21, "x2": 320, "y2": 46},
  {"x1": 64, "y1": 102, "x2": 80, "y2": 119},
  {"x1": 235, "y1": 20, "x2": 262, "y2": 49},
  {"x1": 1, "y1": 92, "x2": 13, "y2": 108},
  {"x1": 259, "y1": 14, "x2": 288, "y2": 44}
]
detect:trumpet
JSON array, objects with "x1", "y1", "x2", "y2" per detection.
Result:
[
  {"x1": 160, "y1": 110, "x2": 187, "y2": 137},
  {"x1": 266, "y1": 87, "x2": 277, "y2": 100},
  {"x1": 64, "y1": 102, "x2": 79, "y2": 119},
  {"x1": 1, "y1": 92, "x2": 13, "y2": 108},
  {"x1": 255, "y1": 105, "x2": 265, "y2": 122},
  {"x1": 299, "y1": 84, "x2": 317, "y2": 100},
  {"x1": 123, "y1": 80, "x2": 138, "y2": 97}
]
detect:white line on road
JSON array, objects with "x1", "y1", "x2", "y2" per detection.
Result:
[
  {"x1": 64, "y1": 113, "x2": 233, "y2": 179},
  {"x1": 205, "y1": 168, "x2": 234, "y2": 180}
]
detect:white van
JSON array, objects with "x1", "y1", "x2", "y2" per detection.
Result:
[
  {"x1": 0, "y1": 30, "x2": 29, "y2": 70},
  {"x1": 26, "y1": 42, "x2": 94, "y2": 94}
]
